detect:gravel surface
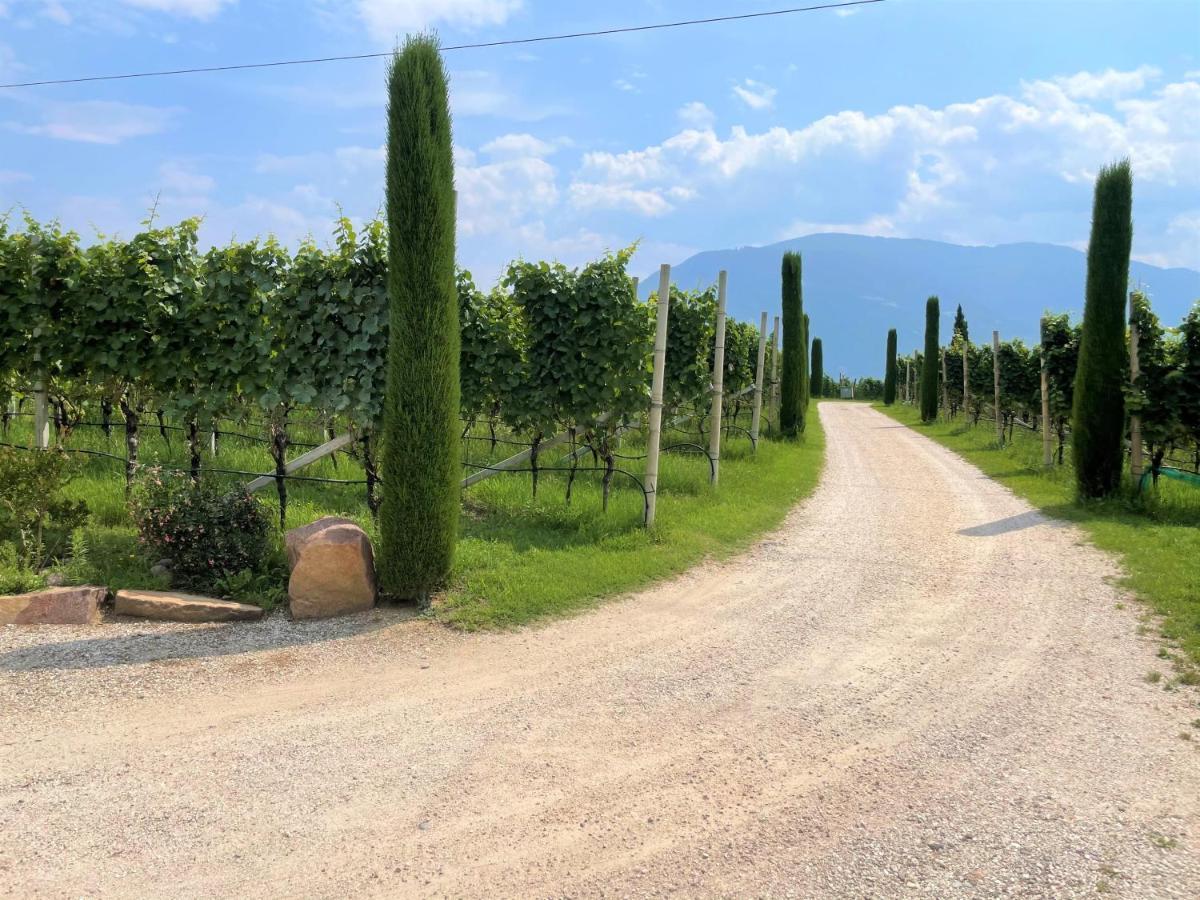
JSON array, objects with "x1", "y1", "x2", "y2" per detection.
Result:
[{"x1": 2, "y1": 401, "x2": 1197, "y2": 899}]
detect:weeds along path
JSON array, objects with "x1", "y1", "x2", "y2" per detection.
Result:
[{"x1": 3, "y1": 402, "x2": 1198, "y2": 898}]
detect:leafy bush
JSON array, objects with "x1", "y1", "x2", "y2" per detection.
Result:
[
  {"x1": 131, "y1": 470, "x2": 270, "y2": 588},
  {"x1": 0, "y1": 446, "x2": 88, "y2": 570},
  {"x1": 0, "y1": 542, "x2": 46, "y2": 594}
]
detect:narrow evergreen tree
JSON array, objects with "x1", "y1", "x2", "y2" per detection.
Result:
[
  {"x1": 779, "y1": 252, "x2": 805, "y2": 436},
  {"x1": 1072, "y1": 159, "x2": 1133, "y2": 498},
  {"x1": 883, "y1": 328, "x2": 898, "y2": 405},
  {"x1": 810, "y1": 337, "x2": 823, "y2": 399},
  {"x1": 921, "y1": 296, "x2": 940, "y2": 421},
  {"x1": 953, "y1": 304, "x2": 969, "y2": 343},
  {"x1": 380, "y1": 35, "x2": 460, "y2": 600},
  {"x1": 802, "y1": 312, "x2": 811, "y2": 415}
]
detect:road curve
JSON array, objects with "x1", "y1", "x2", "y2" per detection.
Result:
[{"x1": 2, "y1": 401, "x2": 1198, "y2": 898}]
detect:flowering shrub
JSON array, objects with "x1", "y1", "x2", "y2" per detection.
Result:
[{"x1": 131, "y1": 471, "x2": 270, "y2": 587}]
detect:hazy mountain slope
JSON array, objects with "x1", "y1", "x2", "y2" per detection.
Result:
[{"x1": 644, "y1": 234, "x2": 1199, "y2": 378}]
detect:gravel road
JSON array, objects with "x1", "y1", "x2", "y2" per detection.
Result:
[{"x1": 2, "y1": 401, "x2": 1197, "y2": 899}]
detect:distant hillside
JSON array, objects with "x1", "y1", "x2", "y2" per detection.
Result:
[{"x1": 642, "y1": 234, "x2": 1200, "y2": 378}]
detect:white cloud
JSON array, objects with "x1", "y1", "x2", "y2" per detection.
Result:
[
  {"x1": 731, "y1": 78, "x2": 777, "y2": 111},
  {"x1": 357, "y1": 0, "x2": 522, "y2": 36},
  {"x1": 157, "y1": 161, "x2": 214, "y2": 194},
  {"x1": 678, "y1": 101, "x2": 715, "y2": 129},
  {"x1": 120, "y1": 0, "x2": 235, "y2": 19},
  {"x1": 8, "y1": 100, "x2": 175, "y2": 144},
  {"x1": 457, "y1": 152, "x2": 558, "y2": 236},
  {"x1": 0, "y1": 169, "x2": 31, "y2": 184},
  {"x1": 41, "y1": 0, "x2": 70, "y2": 24},
  {"x1": 450, "y1": 69, "x2": 566, "y2": 121},
  {"x1": 613, "y1": 78, "x2": 639, "y2": 94},
  {"x1": 481, "y1": 132, "x2": 555, "y2": 158},
  {"x1": 569, "y1": 183, "x2": 676, "y2": 217},
  {"x1": 1051, "y1": 65, "x2": 1160, "y2": 100}
]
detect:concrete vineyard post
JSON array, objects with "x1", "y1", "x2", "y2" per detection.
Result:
[
  {"x1": 1128, "y1": 292, "x2": 1143, "y2": 480},
  {"x1": 963, "y1": 340, "x2": 970, "y2": 421},
  {"x1": 993, "y1": 330, "x2": 1002, "y2": 445},
  {"x1": 644, "y1": 264, "x2": 672, "y2": 527},
  {"x1": 940, "y1": 348, "x2": 948, "y2": 419},
  {"x1": 749, "y1": 311, "x2": 768, "y2": 445},
  {"x1": 1040, "y1": 317, "x2": 1053, "y2": 467},
  {"x1": 707, "y1": 270, "x2": 728, "y2": 484},
  {"x1": 32, "y1": 376, "x2": 50, "y2": 450},
  {"x1": 771, "y1": 316, "x2": 781, "y2": 430}
]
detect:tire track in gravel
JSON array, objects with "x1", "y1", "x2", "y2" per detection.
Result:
[{"x1": 2, "y1": 401, "x2": 1197, "y2": 899}]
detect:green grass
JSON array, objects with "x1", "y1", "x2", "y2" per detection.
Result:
[
  {"x1": 2, "y1": 407, "x2": 825, "y2": 625},
  {"x1": 877, "y1": 402, "x2": 1200, "y2": 671}
]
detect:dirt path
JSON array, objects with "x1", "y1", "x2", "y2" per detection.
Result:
[{"x1": 3, "y1": 402, "x2": 1198, "y2": 899}]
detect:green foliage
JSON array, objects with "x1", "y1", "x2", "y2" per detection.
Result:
[
  {"x1": 802, "y1": 312, "x2": 811, "y2": 413},
  {"x1": 810, "y1": 337, "x2": 824, "y2": 399},
  {"x1": 1042, "y1": 313, "x2": 1081, "y2": 462},
  {"x1": 381, "y1": 35, "x2": 461, "y2": 599},
  {"x1": 1073, "y1": 159, "x2": 1133, "y2": 498},
  {"x1": 0, "y1": 447, "x2": 86, "y2": 570},
  {"x1": 1178, "y1": 302, "x2": 1200, "y2": 455},
  {"x1": 780, "y1": 252, "x2": 805, "y2": 436},
  {"x1": 0, "y1": 542, "x2": 47, "y2": 593},
  {"x1": 856, "y1": 377, "x2": 884, "y2": 400},
  {"x1": 921, "y1": 296, "x2": 940, "y2": 421},
  {"x1": 131, "y1": 470, "x2": 271, "y2": 589},
  {"x1": 883, "y1": 328, "x2": 898, "y2": 405},
  {"x1": 1129, "y1": 291, "x2": 1183, "y2": 484},
  {"x1": 56, "y1": 525, "x2": 170, "y2": 593},
  {"x1": 662, "y1": 285, "x2": 716, "y2": 411},
  {"x1": 458, "y1": 269, "x2": 525, "y2": 426}
]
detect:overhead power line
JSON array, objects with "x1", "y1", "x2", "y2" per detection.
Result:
[{"x1": 0, "y1": 0, "x2": 885, "y2": 89}]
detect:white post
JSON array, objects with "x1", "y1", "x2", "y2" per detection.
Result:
[
  {"x1": 707, "y1": 270, "x2": 728, "y2": 484},
  {"x1": 770, "y1": 316, "x2": 780, "y2": 429},
  {"x1": 992, "y1": 330, "x2": 1002, "y2": 445},
  {"x1": 1040, "y1": 317, "x2": 1052, "y2": 467},
  {"x1": 1129, "y1": 292, "x2": 1143, "y2": 481},
  {"x1": 644, "y1": 264, "x2": 672, "y2": 527},
  {"x1": 940, "y1": 348, "x2": 948, "y2": 419},
  {"x1": 33, "y1": 377, "x2": 50, "y2": 449},
  {"x1": 749, "y1": 311, "x2": 768, "y2": 445},
  {"x1": 963, "y1": 339, "x2": 970, "y2": 420}
]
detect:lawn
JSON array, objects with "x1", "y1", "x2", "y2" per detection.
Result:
[
  {"x1": 2, "y1": 406, "x2": 826, "y2": 628},
  {"x1": 878, "y1": 402, "x2": 1200, "y2": 676}
]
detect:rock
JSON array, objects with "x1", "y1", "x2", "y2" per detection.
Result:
[
  {"x1": 114, "y1": 589, "x2": 263, "y2": 623},
  {"x1": 0, "y1": 586, "x2": 105, "y2": 625},
  {"x1": 154, "y1": 558, "x2": 174, "y2": 571},
  {"x1": 149, "y1": 564, "x2": 172, "y2": 581},
  {"x1": 285, "y1": 518, "x2": 376, "y2": 619},
  {"x1": 45, "y1": 572, "x2": 67, "y2": 587},
  {"x1": 285, "y1": 516, "x2": 358, "y2": 569}
]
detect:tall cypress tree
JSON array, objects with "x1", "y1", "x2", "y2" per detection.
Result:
[
  {"x1": 802, "y1": 312, "x2": 811, "y2": 416},
  {"x1": 1072, "y1": 159, "x2": 1133, "y2": 498},
  {"x1": 779, "y1": 252, "x2": 804, "y2": 436},
  {"x1": 810, "y1": 337, "x2": 823, "y2": 399},
  {"x1": 380, "y1": 35, "x2": 460, "y2": 600},
  {"x1": 883, "y1": 328, "x2": 898, "y2": 405},
  {"x1": 921, "y1": 296, "x2": 940, "y2": 422},
  {"x1": 953, "y1": 304, "x2": 969, "y2": 343}
]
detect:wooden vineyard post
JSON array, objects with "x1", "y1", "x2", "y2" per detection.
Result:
[
  {"x1": 749, "y1": 311, "x2": 768, "y2": 446},
  {"x1": 992, "y1": 330, "x2": 1002, "y2": 445},
  {"x1": 644, "y1": 264, "x2": 672, "y2": 527},
  {"x1": 1040, "y1": 317, "x2": 1052, "y2": 467},
  {"x1": 707, "y1": 270, "x2": 728, "y2": 484},
  {"x1": 1129, "y1": 292, "x2": 1144, "y2": 482},
  {"x1": 940, "y1": 348, "x2": 948, "y2": 419},
  {"x1": 33, "y1": 375, "x2": 50, "y2": 449},
  {"x1": 770, "y1": 315, "x2": 781, "y2": 430},
  {"x1": 963, "y1": 339, "x2": 970, "y2": 422}
]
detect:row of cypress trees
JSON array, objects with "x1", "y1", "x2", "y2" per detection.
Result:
[{"x1": 876, "y1": 159, "x2": 1138, "y2": 501}]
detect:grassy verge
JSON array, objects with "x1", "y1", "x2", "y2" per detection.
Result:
[
  {"x1": 877, "y1": 402, "x2": 1200, "y2": 676},
  {"x1": 3, "y1": 409, "x2": 826, "y2": 627}
]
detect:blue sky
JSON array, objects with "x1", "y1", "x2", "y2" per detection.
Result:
[{"x1": 1, "y1": 0, "x2": 1198, "y2": 285}]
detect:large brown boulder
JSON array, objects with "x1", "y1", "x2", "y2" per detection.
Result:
[
  {"x1": 0, "y1": 586, "x2": 105, "y2": 625},
  {"x1": 285, "y1": 517, "x2": 377, "y2": 619},
  {"x1": 114, "y1": 590, "x2": 264, "y2": 623}
]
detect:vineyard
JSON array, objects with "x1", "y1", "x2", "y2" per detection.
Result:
[
  {"x1": 0, "y1": 210, "x2": 815, "y2": 614},
  {"x1": 888, "y1": 296, "x2": 1200, "y2": 490}
]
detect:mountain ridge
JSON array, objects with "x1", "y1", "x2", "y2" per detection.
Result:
[{"x1": 642, "y1": 233, "x2": 1200, "y2": 378}]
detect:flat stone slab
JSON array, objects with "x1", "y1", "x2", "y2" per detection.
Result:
[
  {"x1": 114, "y1": 590, "x2": 263, "y2": 623},
  {"x1": 0, "y1": 586, "x2": 105, "y2": 625}
]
